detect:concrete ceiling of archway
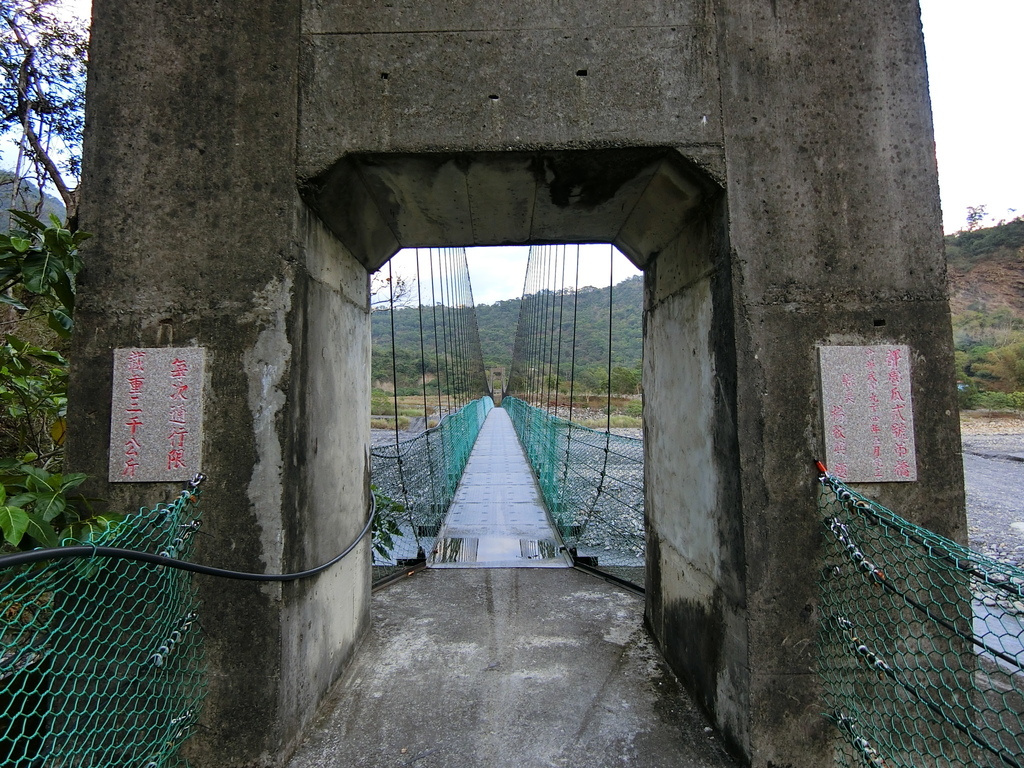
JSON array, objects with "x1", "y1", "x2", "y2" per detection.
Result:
[{"x1": 299, "y1": 148, "x2": 720, "y2": 272}]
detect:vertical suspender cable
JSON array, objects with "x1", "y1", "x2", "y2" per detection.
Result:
[
  {"x1": 414, "y1": 249, "x2": 430, "y2": 423},
  {"x1": 388, "y1": 260, "x2": 401, "y2": 448},
  {"x1": 429, "y1": 251, "x2": 444, "y2": 420},
  {"x1": 415, "y1": 249, "x2": 440, "y2": 523},
  {"x1": 462, "y1": 248, "x2": 486, "y2": 397},
  {"x1": 449, "y1": 248, "x2": 462, "y2": 408},
  {"x1": 606, "y1": 244, "x2": 614, "y2": 434},
  {"x1": 539, "y1": 245, "x2": 551, "y2": 409},
  {"x1": 535, "y1": 245, "x2": 549, "y2": 405},
  {"x1": 524, "y1": 246, "x2": 537, "y2": 402},
  {"x1": 509, "y1": 245, "x2": 534, "y2": 399},
  {"x1": 553, "y1": 244, "x2": 568, "y2": 416},
  {"x1": 438, "y1": 248, "x2": 454, "y2": 415},
  {"x1": 457, "y1": 249, "x2": 470, "y2": 405},
  {"x1": 545, "y1": 245, "x2": 560, "y2": 414},
  {"x1": 522, "y1": 246, "x2": 535, "y2": 401},
  {"x1": 386, "y1": 260, "x2": 412, "y2": 510},
  {"x1": 567, "y1": 245, "x2": 581, "y2": 425}
]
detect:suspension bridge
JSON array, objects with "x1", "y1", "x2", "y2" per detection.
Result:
[{"x1": 1, "y1": 244, "x2": 1022, "y2": 767}]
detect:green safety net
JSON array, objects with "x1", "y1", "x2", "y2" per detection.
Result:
[
  {"x1": 503, "y1": 397, "x2": 644, "y2": 588},
  {"x1": 0, "y1": 486, "x2": 205, "y2": 767},
  {"x1": 818, "y1": 472, "x2": 1024, "y2": 767},
  {"x1": 371, "y1": 396, "x2": 493, "y2": 583}
]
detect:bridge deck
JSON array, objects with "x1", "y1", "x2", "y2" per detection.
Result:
[
  {"x1": 429, "y1": 408, "x2": 572, "y2": 568},
  {"x1": 285, "y1": 569, "x2": 739, "y2": 768}
]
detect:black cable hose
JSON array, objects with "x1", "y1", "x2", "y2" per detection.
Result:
[{"x1": 0, "y1": 494, "x2": 376, "y2": 582}]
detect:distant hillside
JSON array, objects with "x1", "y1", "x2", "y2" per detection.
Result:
[
  {"x1": 372, "y1": 224, "x2": 1024, "y2": 408},
  {"x1": 479, "y1": 274, "x2": 642, "y2": 372},
  {"x1": 372, "y1": 274, "x2": 643, "y2": 392},
  {"x1": 945, "y1": 218, "x2": 1024, "y2": 407},
  {"x1": 0, "y1": 172, "x2": 66, "y2": 227},
  {"x1": 947, "y1": 219, "x2": 1024, "y2": 317}
]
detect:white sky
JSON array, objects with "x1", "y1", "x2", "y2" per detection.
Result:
[
  {"x1": 920, "y1": 0, "x2": 1023, "y2": 233},
  {"x1": 22, "y1": 0, "x2": 1023, "y2": 304},
  {"x1": 388, "y1": 245, "x2": 639, "y2": 307}
]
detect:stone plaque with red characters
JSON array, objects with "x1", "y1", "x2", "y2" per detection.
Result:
[
  {"x1": 819, "y1": 345, "x2": 916, "y2": 483},
  {"x1": 109, "y1": 347, "x2": 205, "y2": 482}
]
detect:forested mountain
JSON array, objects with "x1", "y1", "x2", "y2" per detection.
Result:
[
  {"x1": 946, "y1": 218, "x2": 1024, "y2": 408},
  {"x1": 0, "y1": 173, "x2": 65, "y2": 227},
  {"x1": 372, "y1": 220, "x2": 1024, "y2": 410},
  {"x1": 372, "y1": 274, "x2": 643, "y2": 393}
]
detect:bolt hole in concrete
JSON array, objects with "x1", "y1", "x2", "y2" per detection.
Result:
[
  {"x1": 576, "y1": 69, "x2": 588, "y2": 76},
  {"x1": 488, "y1": 94, "x2": 499, "y2": 100},
  {"x1": 874, "y1": 318, "x2": 886, "y2": 327}
]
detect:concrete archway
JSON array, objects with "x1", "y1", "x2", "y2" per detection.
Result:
[
  {"x1": 68, "y1": 1, "x2": 965, "y2": 766},
  {"x1": 302, "y1": 146, "x2": 752, "y2": 753}
]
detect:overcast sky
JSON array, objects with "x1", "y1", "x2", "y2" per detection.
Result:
[{"x1": 30, "y1": 0, "x2": 1024, "y2": 305}]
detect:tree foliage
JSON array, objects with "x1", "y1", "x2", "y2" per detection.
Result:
[
  {"x1": 945, "y1": 216, "x2": 1024, "y2": 267},
  {"x1": 370, "y1": 273, "x2": 644, "y2": 395},
  {"x1": 948, "y1": 218, "x2": 1024, "y2": 410},
  {"x1": 964, "y1": 204, "x2": 988, "y2": 232},
  {"x1": 1, "y1": 0, "x2": 88, "y2": 224},
  {"x1": 369, "y1": 270, "x2": 413, "y2": 312},
  {"x1": 0, "y1": 209, "x2": 111, "y2": 550}
]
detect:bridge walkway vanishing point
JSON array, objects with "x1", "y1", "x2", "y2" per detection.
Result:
[
  {"x1": 429, "y1": 408, "x2": 572, "y2": 569},
  {"x1": 284, "y1": 568, "x2": 739, "y2": 768},
  {"x1": 282, "y1": 410, "x2": 738, "y2": 767}
]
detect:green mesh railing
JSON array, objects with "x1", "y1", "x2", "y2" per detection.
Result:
[
  {"x1": 0, "y1": 485, "x2": 205, "y2": 767},
  {"x1": 371, "y1": 396, "x2": 493, "y2": 582},
  {"x1": 503, "y1": 397, "x2": 644, "y2": 588},
  {"x1": 818, "y1": 471, "x2": 1023, "y2": 767}
]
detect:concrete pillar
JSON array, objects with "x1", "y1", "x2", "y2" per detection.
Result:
[
  {"x1": 696, "y1": 1, "x2": 964, "y2": 763},
  {"x1": 69, "y1": 1, "x2": 370, "y2": 764}
]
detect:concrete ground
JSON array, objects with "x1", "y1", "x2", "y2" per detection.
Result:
[{"x1": 285, "y1": 569, "x2": 738, "y2": 768}]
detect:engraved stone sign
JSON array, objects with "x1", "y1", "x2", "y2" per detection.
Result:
[
  {"x1": 819, "y1": 345, "x2": 917, "y2": 482},
  {"x1": 109, "y1": 348, "x2": 205, "y2": 482}
]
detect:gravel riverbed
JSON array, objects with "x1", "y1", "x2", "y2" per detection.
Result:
[
  {"x1": 961, "y1": 417, "x2": 1024, "y2": 567},
  {"x1": 375, "y1": 415, "x2": 1024, "y2": 566}
]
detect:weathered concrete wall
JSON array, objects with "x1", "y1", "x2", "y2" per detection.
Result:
[
  {"x1": 298, "y1": 1, "x2": 721, "y2": 176},
  {"x1": 710, "y1": 2, "x2": 964, "y2": 764},
  {"x1": 71, "y1": 0, "x2": 963, "y2": 765},
  {"x1": 278, "y1": 207, "x2": 371, "y2": 749},
  {"x1": 643, "y1": 197, "x2": 753, "y2": 756},
  {"x1": 70, "y1": 0, "x2": 371, "y2": 764}
]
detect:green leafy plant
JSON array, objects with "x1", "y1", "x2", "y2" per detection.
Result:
[
  {"x1": 0, "y1": 211, "x2": 115, "y2": 553},
  {"x1": 0, "y1": 460, "x2": 122, "y2": 549},
  {"x1": 370, "y1": 484, "x2": 404, "y2": 560},
  {"x1": 0, "y1": 211, "x2": 88, "y2": 464}
]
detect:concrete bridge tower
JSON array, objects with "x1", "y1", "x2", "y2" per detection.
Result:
[{"x1": 68, "y1": 1, "x2": 965, "y2": 765}]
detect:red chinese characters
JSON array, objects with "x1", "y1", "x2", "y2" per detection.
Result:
[
  {"x1": 886, "y1": 348, "x2": 911, "y2": 477},
  {"x1": 819, "y1": 345, "x2": 916, "y2": 483},
  {"x1": 864, "y1": 349, "x2": 884, "y2": 479},
  {"x1": 122, "y1": 350, "x2": 147, "y2": 478},
  {"x1": 167, "y1": 358, "x2": 190, "y2": 470},
  {"x1": 826, "y1": 376, "x2": 856, "y2": 480},
  {"x1": 110, "y1": 348, "x2": 204, "y2": 482}
]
